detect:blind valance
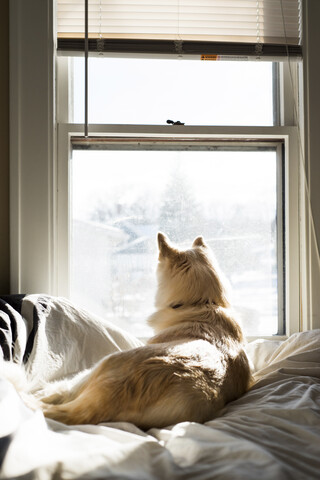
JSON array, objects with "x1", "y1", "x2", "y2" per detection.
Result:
[{"x1": 56, "y1": 0, "x2": 302, "y2": 57}]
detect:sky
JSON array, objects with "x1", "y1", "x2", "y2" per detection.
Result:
[{"x1": 72, "y1": 56, "x2": 274, "y2": 126}]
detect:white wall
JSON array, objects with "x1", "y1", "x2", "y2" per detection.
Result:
[
  {"x1": 0, "y1": 0, "x2": 10, "y2": 294},
  {"x1": 303, "y1": 0, "x2": 320, "y2": 329},
  {"x1": 10, "y1": 0, "x2": 55, "y2": 293}
]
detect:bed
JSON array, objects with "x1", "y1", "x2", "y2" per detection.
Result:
[{"x1": 0, "y1": 294, "x2": 320, "y2": 479}]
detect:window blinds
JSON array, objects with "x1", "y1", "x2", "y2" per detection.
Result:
[{"x1": 56, "y1": 0, "x2": 302, "y2": 57}]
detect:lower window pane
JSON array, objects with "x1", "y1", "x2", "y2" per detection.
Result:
[{"x1": 70, "y1": 146, "x2": 281, "y2": 337}]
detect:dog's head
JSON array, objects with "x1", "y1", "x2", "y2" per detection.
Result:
[{"x1": 155, "y1": 232, "x2": 229, "y2": 310}]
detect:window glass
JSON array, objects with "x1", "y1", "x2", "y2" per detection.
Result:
[
  {"x1": 72, "y1": 57, "x2": 274, "y2": 126},
  {"x1": 70, "y1": 147, "x2": 280, "y2": 337}
]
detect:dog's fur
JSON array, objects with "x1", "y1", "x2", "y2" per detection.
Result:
[{"x1": 36, "y1": 233, "x2": 252, "y2": 429}]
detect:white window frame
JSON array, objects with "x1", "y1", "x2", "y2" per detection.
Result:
[
  {"x1": 10, "y1": 0, "x2": 320, "y2": 339},
  {"x1": 56, "y1": 125, "x2": 299, "y2": 339},
  {"x1": 55, "y1": 54, "x2": 301, "y2": 339}
]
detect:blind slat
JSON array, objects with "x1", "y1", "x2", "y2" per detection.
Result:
[{"x1": 56, "y1": 0, "x2": 302, "y2": 55}]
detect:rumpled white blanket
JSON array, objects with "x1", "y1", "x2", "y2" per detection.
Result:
[{"x1": 1, "y1": 306, "x2": 320, "y2": 479}]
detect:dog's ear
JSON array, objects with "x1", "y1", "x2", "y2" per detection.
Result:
[
  {"x1": 192, "y1": 236, "x2": 206, "y2": 248},
  {"x1": 158, "y1": 232, "x2": 174, "y2": 257}
]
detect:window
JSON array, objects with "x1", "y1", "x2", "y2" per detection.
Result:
[
  {"x1": 66, "y1": 55, "x2": 284, "y2": 337},
  {"x1": 54, "y1": 0, "x2": 302, "y2": 339},
  {"x1": 70, "y1": 141, "x2": 283, "y2": 337},
  {"x1": 55, "y1": 53, "x2": 297, "y2": 339}
]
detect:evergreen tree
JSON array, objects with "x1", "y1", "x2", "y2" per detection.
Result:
[{"x1": 158, "y1": 165, "x2": 204, "y2": 242}]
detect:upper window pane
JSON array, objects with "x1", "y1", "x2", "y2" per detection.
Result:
[{"x1": 71, "y1": 57, "x2": 274, "y2": 126}]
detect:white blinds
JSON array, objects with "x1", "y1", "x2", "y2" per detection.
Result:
[{"x1": 57, "y1": 0, "x2": 301, "y2": 45}]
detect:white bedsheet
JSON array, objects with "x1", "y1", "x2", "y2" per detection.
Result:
[{"x1": 1, "y1": 329, "x2": 320, "y2": 479}]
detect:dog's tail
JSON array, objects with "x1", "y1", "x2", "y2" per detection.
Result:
[
  {"x1": 0, "y1": 360, "x2": 28, "y2": 391},
  {"x1": 0, "y1": 360, "x2": 41, "y2": 410}
]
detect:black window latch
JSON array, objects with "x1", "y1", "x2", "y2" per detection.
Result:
[{"x1": 166, "y1": 119, "x2": 185, "y2": 126}]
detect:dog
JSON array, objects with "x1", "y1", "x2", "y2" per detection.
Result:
[{"x1": 36, "y1": 233, "x2": 252, "y2": 429}]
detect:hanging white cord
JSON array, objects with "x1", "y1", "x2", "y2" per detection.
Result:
[
  {"x1": 97, "y1": 0, "x2": 104, "y2": 54},
  {"x1": 174, "y1": 0, "x2": 183, "y2": 57},
  {"x1": 255, "y1": 1, "x2": 263, "y2": 58},
  {"x1": 279, "y1": 0, "x2": 320, "y2": 327}
]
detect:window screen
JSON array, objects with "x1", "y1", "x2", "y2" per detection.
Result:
[{"x1": 70, "y1": 143, "x2": 284, "y2": 337}]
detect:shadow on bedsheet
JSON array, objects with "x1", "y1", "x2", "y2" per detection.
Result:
[{"x1": 0, "y1": 435, "x2": 11, "y2": 470}]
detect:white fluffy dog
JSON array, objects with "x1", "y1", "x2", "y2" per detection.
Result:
[{"x1": 36, "y1": 233, "x2": 252, "y2": 429}]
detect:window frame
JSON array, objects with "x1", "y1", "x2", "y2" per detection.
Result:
[
  {"x1": 10, "y1": 0, "x2": 314, "y2": 340},
  {"x1": 56, "y1": 53, "x2": 301, "y2": 341},
  {"x1": 56, "y1": 128, "x2": 299, "y2": 341}
]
